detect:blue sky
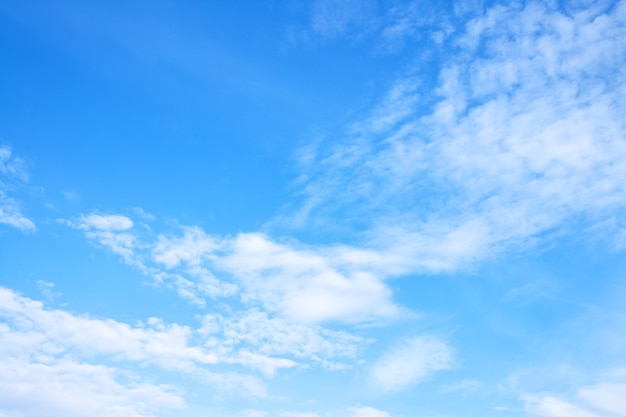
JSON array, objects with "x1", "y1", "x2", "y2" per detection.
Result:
[{"x1": 1, "y1": 0, "x2": 626, "y2": 416}]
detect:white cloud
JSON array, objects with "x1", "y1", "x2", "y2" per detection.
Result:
[
  {"x1": 0, "y1": 146, "x2": 35, "y2": 232},
  {"x1": 217, "y1": 233, "x2": 401, "y2": 324},
  {"x1": 1, "y1": 280, "x2": 370, "y2": 387},
  {"x1": 152, "y1": 226, "x2": 219, "y2": 268},
  {"x1": 0, "y1": 146, "x2": 28, "y2": 181},
  {"x1": 0, "y1": 192, "x2": 36, "y2": 232},
  {"x1": 0, "y1": 287, "x2": 192, "y2": 416},
  {"x1": 0, "y1": 287, "x2": 267, "y2": 398},
  {"x1": 0, "y1": 357, "x2": 185, "y2": 417},
  {"x1": 370, "y1": 336, "x2": 455, "y2": 392},
  {"x1": 347, "y1": 406, "x2": 393, "y2": 417},
  {"x1": 441, "y1": 379, "x2": 482, "y2": 394},
  {"x1": 65, "y1": 215, "x2": 391, "y2": 376},
  {"x1": 305, "y1": 0, "x2": 452, "y2": 54},
  {"x1": 233, "y1": 406, "x2": 395, "y2": 417},
  {"x1": 78, "y1": 213, "x2": 134, "y2": 231},
  {"x1": 68, "y1": 215, "x2": 402, "y2": 325},
  {"x1": 286, "y1": 0, "x2": 626, "y2": 272},
  {"x1": 199, "y1": 309, "x2": 367, "y2": 375},
  {"x1": 36, "y1": 280, "x2": 59, "y2": 301},
  {"x1": 524, "y1": 381, "x2": 626, "y2": 417},
  {"x1": 0, "y1": 287, "x2": 216, "y2": 369},
  {"x1": 310, "y1": 0, "x2": 378, "y2": 39}
]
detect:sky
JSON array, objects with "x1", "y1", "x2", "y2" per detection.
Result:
[{"x1": 1, "y1": 0, "x2": 626, "y2": 416}]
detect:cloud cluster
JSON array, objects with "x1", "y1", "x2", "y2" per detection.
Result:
[{"x1": 68, "y1": 214, "x2": 402, "y2": 325}]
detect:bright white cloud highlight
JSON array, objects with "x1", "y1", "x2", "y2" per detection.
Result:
[{"x1": 370, "y1": 336, "x2": 454, "y2": 392}]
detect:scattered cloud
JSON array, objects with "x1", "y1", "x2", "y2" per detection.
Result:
[{"x1": 370, "y1": 335, "x2": 455, "y2": 392}]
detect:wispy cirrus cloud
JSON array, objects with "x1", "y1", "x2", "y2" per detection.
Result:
[{"x1": 370, "y1": 335, "x2": 455, "y2": 392}]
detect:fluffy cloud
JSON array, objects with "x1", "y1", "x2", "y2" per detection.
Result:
[{"x1": 370, "y1": 336, "x2": 455, "y2": 392}]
